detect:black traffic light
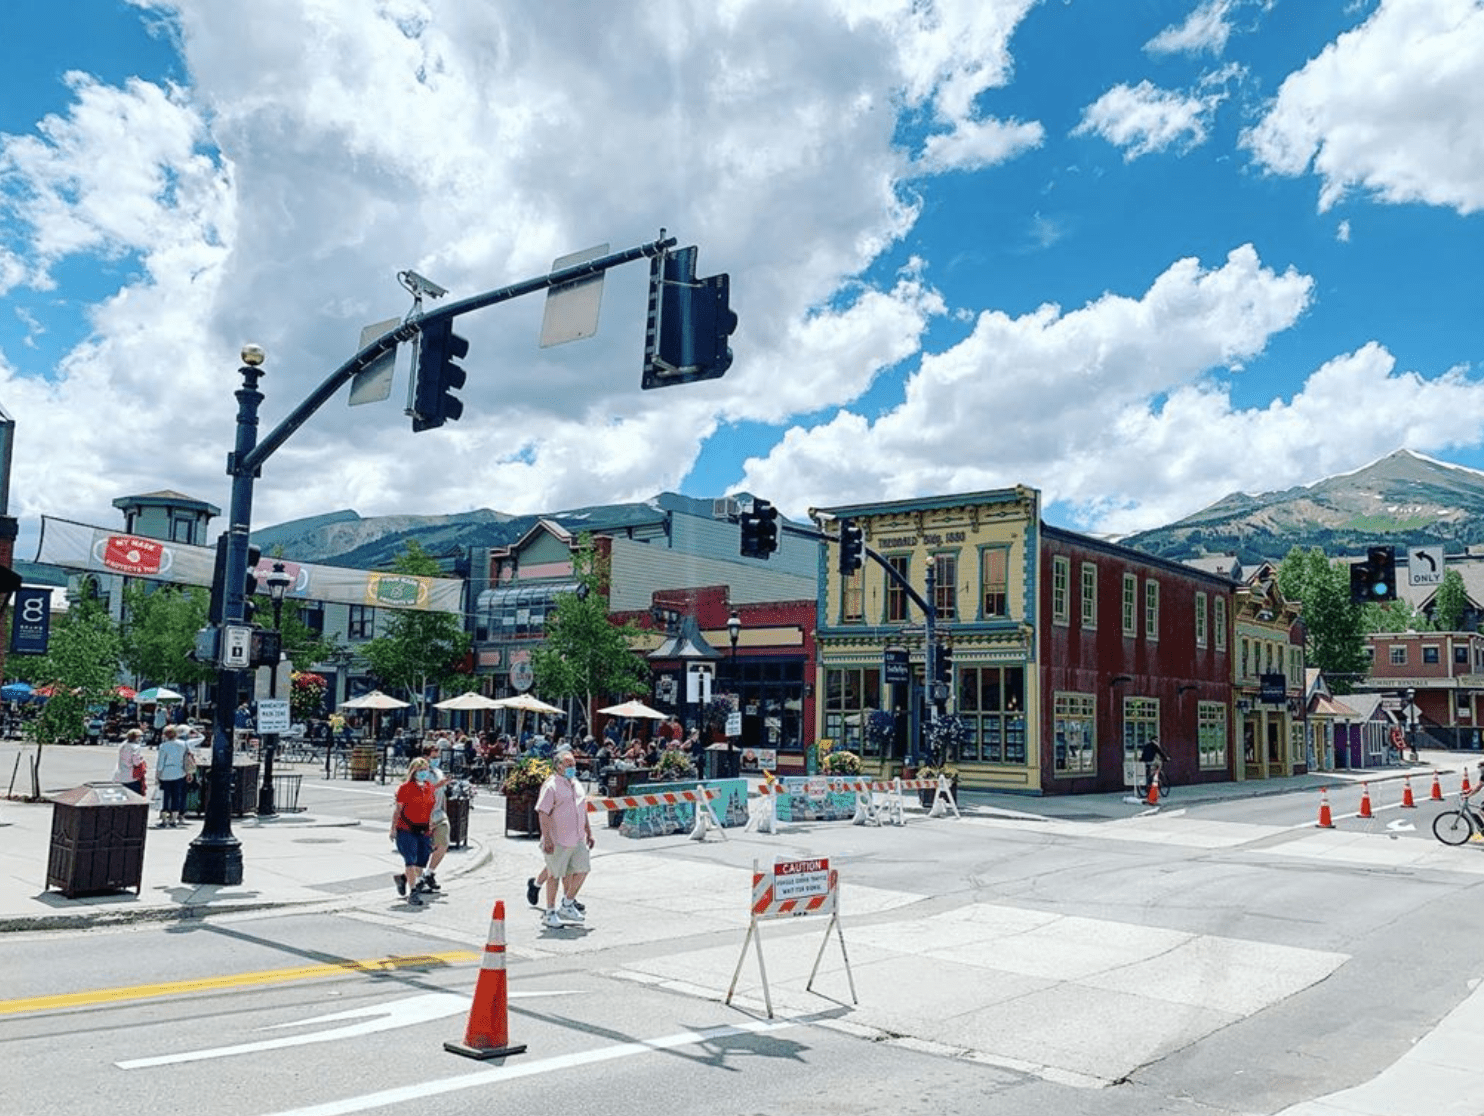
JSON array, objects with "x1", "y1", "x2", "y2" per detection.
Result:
[
  {"x1": 243, "y1": 545, "x2": 262, "y2": 621},
  {"x1": 838, "y1": 519, "x2": 865, "y2": 577},
  {"x1": 936, "y1": 643, "x2": 953, "y2": 685},
  {"x1": 641, "y1": 245, "x2": 737, "y2": 389},
  {"x1": 740, "y1": 499, "x2": 779, "y2": 559},
  {"x1": 1367, "y1": 545, "x2": 1398, "y2": 601},
  {"x1": 249, "y1": 627, "x2": 282, "y2": 670},
  {"x1": 1349, "y1": 560, "x2": 1371, "y2": 604},
  {"x1": 412, "y1": 317, "x2": 469, "y2": 431}
]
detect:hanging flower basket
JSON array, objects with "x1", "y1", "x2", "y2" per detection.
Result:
[
  {"x1": 865, "y1": 710, "x2": 897, "y2": 751},
  {"x1": 925, "y1": 715, "x2": 967, "y2": 761},
  {"x1": 821, "y1": 749, "x2": 862, "y2": 776}
]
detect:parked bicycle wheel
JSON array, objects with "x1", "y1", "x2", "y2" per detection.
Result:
[
  {"x1": 1157, "y1": 770, "x2": 1169, "y2": 798},
  {"x1": 1432, "y1": 810, "x2": 1475, "y2": 846}
]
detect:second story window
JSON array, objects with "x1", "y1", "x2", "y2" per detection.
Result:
[
  {"x1": 886, "y1": 555, "x2": 910, "y2": 622},
  {"x1": 1390, "y1": 646, "x2": 1407, "y2": 665},
  {"x1": 1080, "y1": 563, "x2": 1097, "y2": 628},
  {"x1": 348, "y1": 604, "x2": 374, "y2": 640},
  {"x1": 980, "y1": 548, "x2": 1007, "y2": 618},
  {"x1": 1195, "y1": 592, "x2": 1208, "y2": 648},
  {"x1": 842, "y1": 568, "x2": 864, "y2": 623},
  {"x1": 1051, "y1": 557, "x2": 1069, "y2": 624},
  {"x1": 935, "y1": 553, "x2": 958, "y2": 621},
  {"x1": 1122, "y1": 574, "x2": 1137, "y2": 636},
  {"x1": 1144, "y1": 579, "x2": 1159, "y2": 640},
  {"x1": 1214, "y1": 596, "x2": 1227, "y2": 650}
]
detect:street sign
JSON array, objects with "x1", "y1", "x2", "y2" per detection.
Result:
[
  {"x1": 883, "y1": 647, "x2": 909, "y2": 685},
  {"x1": 773, "y1": 857, "x2": 830, "y2": 902},
  {"x1": 222, "y1": 625, "x2": 252, "y2": 669},
  {"x1": 540, "y1": 244, "x2": 608, "y2": 347},
  {"x1": 256, "y1": 698, "x2": 291, "y2": 734},
  {"x1": 1409, "y1": 545, "x2": 1445, "y2": 586},
  {"x1": 1259, "y1": 673, "x2": 1286, "y2": 704},
  {"x1": 349, "y1": 318, "x2": 401, "y2": 405}
]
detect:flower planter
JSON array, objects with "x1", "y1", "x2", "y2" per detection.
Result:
[
  {"x1": 503, "y1": 790, "x2": 539, "y2": 837},
  {"x1": 919, "y1": 778, "x2": 958, "y2": 808}
]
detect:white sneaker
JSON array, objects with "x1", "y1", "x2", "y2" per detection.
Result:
[
  {"x1": 543, "y1": 908, "x2": 564, "y2": 929},
  {"x1": 559, "y1": 899, "x2": 585, "y2": 923}
]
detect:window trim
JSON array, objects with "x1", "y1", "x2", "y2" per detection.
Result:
[
  {"x1": 1051, "y1": 556, "x2": 1070, "y2": 625},
  {"x1": 1122, "y1": 573, "x2": 1137, "y2": 636},
  {"x1": 883, "y1": 554, "x2": 911, "y2": 625},
  {"x1": 1080, "y1": 562, "x2": 1097, "y2": 629},
  {"x1": 1195, "y1": 591, "x2": 1208, "y2": 649},
  {"x1": 1144, "y1": 579, "x2": 1160, "y2": 641},
  {"x1": 978, "y1": 544, "x2": 1008, "y2": 620}
]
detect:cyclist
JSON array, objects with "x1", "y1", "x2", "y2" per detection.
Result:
[{"x1": 1139, "y1": 738, "x2": 1169, "y2": 796}]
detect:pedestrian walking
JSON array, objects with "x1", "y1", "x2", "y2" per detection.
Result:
[
  {"x1": 154, "y1": 725, "x2": 190, "y2": 827},
  {"x1": 114, "y1": 729, "x2": 147, "y2": 795},
  {"x1": 535, "y1": 745, "x2": 594, "y2": 928},
  {"x1": 421, "y1": 742, "x2": 451, "y2": 892},
  {"x1": 390, "y1": 757, "x2": 436, "y2": 906}
]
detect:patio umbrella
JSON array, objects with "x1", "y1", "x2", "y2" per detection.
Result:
[
  {"x1": 597, "y1": 699, "x2": 668, "y2": 720},
  {"x1": 433, "y1": 692, "x2": 502, "y2": 711},
  {"x1": 340, "y1": 690, "x2": 410, "y2": 710},
  {"x1": 114, "y1": 685, "x2": 138, "y2": 701},
  {"x1": 492, "y1": 693, "x2": 564, "y2": 716},
  {"x1": 136, "y1": 686, "x2": 184, "y2": 703}
]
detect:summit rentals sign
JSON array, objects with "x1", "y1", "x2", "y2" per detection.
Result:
[{"x1": 37, "y1": 516, "x2": 462, "y2": 614}]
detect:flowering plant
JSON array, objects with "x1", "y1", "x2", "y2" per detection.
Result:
[
  {"x1": 501, "y1": 756, "x2": 551, "y2": 796},
  {"x1": 925, "y1": 714, "x2": 967, "y2": 758},
  {"x1": 651, "y1": 748, "x2": 698, "y2": 780},
  {"x1": 821, "y1": 749, "x2": 862, "y2": 775},
  {"x1": 865, "y1": 710, "x2": 897, "y2": 749},
  {"x1": 290, "y1": 672, "x2": 328, "y2": 723}
]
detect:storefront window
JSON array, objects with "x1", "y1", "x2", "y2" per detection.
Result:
[
  {"x1": 1197, "y1": 701, "x2": 1226, "y2": 769},
  {"x1": 958, "y1": 665, "x2": 1025, "y2": 764},
  {"x1": 1122, "y1": 696, "x2": 1160, "y2": 781},
  {"x1": 1053, "y1": 692, "x2": 1096, "y2": 775},
  {"x1": 823, "y1": 666, "x2": 882, "y2": 754}
]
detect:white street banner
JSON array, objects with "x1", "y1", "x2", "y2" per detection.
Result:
[{"x1": 36, "y1": 516, "x2": 463, "y2": 614}]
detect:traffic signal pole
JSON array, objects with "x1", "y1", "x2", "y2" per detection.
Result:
[{"x1": 182, "y1": 232, "x2": 684, "y2": 886}]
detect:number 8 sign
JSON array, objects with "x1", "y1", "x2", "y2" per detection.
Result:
[{"x1": 9, "y1": 586, "x2": 51, "y2": 654}]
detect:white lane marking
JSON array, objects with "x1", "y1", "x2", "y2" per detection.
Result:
[
  {"x1": 115, "y1": 990, "x2": 580, "y2": 1069},
  {"x1": 255, "y1": 1017, "x2": 802, "y2": 1116},
  {"x1": 1386, "y1": 819, "x2": 1417, "y2": 833}
]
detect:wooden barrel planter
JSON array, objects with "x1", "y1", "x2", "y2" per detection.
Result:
[
  {"x1": 349, "y1": 744, "x2": 378, "y2": 782},
  {"x1": 503, "y1": 791, "x2": 539, "y2": 837}
]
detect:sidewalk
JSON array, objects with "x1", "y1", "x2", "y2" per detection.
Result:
[{"x1": 0, "y1": 742, "x2": 490, "y2": 932}]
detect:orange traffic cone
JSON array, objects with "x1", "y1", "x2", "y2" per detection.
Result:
[
  {"x1": 1401, "y1": 776, "x2": 1416, "y2": 808},
  {"x1": 1145, "y1": 777, "x2": 1160, "y2": 806},
  {"x1": 1358, "y1": 784, "x2": 1373, "y2": 818},
  {"x1": 1316, "y1": 788, "x2": 1335, "y2": 828},
  {"x1": 1465, "y1": 768, "x2": 1474, "y2": 796},
  {"x1": 445, "y1": 900, "x2": 527, "y2": 1060},
  {"x1": 1431, "y1": 771, "x2": 1444, "y2": 801}
]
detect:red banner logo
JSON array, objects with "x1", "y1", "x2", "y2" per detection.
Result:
[{"x1": 97, "y1": 535, "x2": 170, "y2": 575}]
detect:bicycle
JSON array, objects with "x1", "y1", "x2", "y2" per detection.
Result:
[
  {"x1": 1136, "y1": 762, "x2": 1169, "y2": 801},
  {"x1": 1431, "y1": 789, "x2": 1484, "y2": 846}
]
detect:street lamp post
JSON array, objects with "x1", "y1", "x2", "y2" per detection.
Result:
[
  {"x1": 183, "y1": 345, "x2": 267, "y2": 886},
  {"x1": 256, "y1": 561, "x2": 292, "y2": 816},
  {"x1": 1405, "y1": 687, "x2": 1418, "y2": 762},
  {"x1": 726, "y1": 610, "x2": 741, "y2": 780}
]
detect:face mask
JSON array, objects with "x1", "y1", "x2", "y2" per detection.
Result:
[
  {"x1": 563, "y1": 767, "x2": 576, "y2": 780},
  {"x1": 415, "y1": 771, "x2": 431, "y2": 784}
]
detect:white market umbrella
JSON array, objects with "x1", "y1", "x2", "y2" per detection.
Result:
[
  {"x1": 597, "y1": 699, "x2": 668, "y2": 720},
  {"x1": 433, "y1": 692, "x2": 502, "y2": 711},
  {"x1": 492, "y1": 693, "x2": 564, "y2": 716},
  {"x1": 340, "y1": 690, "x2": 410, "y2": 710},
  {"x1": 136, "y1": 686, "x2": 184, "y2": 703}
]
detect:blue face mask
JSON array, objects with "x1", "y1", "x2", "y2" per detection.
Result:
[
  {"x1": 562, "y1": 766, "x2": 576, "y2": 780},
  {"x1": 415, "y1": 771, "x2": 431, "y2": 784}
]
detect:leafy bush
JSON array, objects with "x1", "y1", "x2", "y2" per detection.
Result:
[
  {"x1": 651, "y1": 749, "x2": 698, "y2": 781},
  {"x1": 821, "y1": 749, "x2": 862, "y2": 775},
  {"x1": 501, "y1": 756, "x2": 551, "y2": 796}
]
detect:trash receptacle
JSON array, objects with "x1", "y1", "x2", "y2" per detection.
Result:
[
  {"x1": 46, "y1": 783, "x2": 149, "y2": 898},
  {"x1": 445, "y1": 790, "x2": 471, "y2": 848},
  {"x1": 188, "y1": 759, "x2": 261, "y2": 817},
  {"x1": 273, "y1": 772, "x2": 304, "y2": 813}
]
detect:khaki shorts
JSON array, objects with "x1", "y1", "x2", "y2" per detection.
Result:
[
  {"x1": 543, "y1": 841, "x2": 590, "y2": 879},
  {"x1": 431, "y1": 818, "x2": 450, "y2": 850}
]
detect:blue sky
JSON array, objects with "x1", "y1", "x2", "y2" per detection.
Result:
[{"x1": 2, "y1": 0, "x2": 1483, "y2": 557}]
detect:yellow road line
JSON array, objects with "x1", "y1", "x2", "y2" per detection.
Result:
[{"x1": 0, "y1": 950, "x2": 479, "y2": 1016}]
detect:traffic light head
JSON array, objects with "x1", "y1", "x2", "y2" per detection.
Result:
[
  {"x1": 412, "y1": 317, "x2": 470, "y2": 432},
  {"x1": 243, "y1": 544, "x2": 262, "y2": 621},
  {"x1": 739, "y1": 499, "x2": 779, "y2": 559},
  {"x1": 641, "y1": 245, "x2": 737, "y2": 389},
  {"x1": 838, "y1": 519, "x2": 864, "y2": 577},
  {"x1": 1367, "y1": 545, "x2": 1397, "y2": 601}
]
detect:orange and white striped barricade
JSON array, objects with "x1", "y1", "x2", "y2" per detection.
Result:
[
  {"x1": 747, "y1": 779, "x2": 781, "y2": 834},
  {"x1": 726, "y1": 857, "x2": 856, "y2": 1019},
  {"x1": 926, "y1": 774, "x2": 961, "y2": 819},
  {"x1": 585, "y1": 785, "x2": 723, "y2": 840},
  {"x1": 688, "y1": 780, "x2": 726, "y2": 842}
]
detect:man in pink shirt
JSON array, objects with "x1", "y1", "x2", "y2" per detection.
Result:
[{"x1": 536, "y1": 746, "x2": 594, "y2": 928}]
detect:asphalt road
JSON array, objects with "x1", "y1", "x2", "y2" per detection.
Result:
[{"x1": 6, "y1": 766, "x2": 1484, "y2": 1115}]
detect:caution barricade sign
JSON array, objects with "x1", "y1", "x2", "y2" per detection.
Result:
[{"x1": 726, "y1": 857, "x2": 856, "y2": 1019}]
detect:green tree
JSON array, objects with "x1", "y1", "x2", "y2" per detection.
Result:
[
  {"x1": 531, "y1": 533, "x2": 650, "y2": 733},
  {"x1": 1362, "y1": 597, "x2": 1433, "y2": 635},
  {"x1": 358, "y1": 540, "x2": 471, "y2": 728},
  {"x1": 1277, "y1": 546, "x2": 1370, "y2": 694},
  {"x1": 119, "y1": 582, "x2": 216, "y2": 691},
  {"x1": 1432, "y1": 568, "x2": 1470, "y2": 632},
  {"x1": 30, "y1": 596, "x2": 123, "y2": 744}
]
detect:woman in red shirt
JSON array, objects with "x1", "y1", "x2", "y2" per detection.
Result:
[{"x1": 391, "y1": 757, "x2": 437, "y2": 906}]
